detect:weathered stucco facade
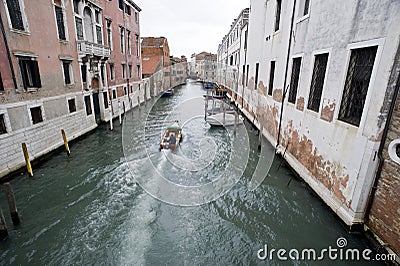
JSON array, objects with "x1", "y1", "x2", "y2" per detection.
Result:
[
  {"x1": 0, "y1": 0, "x2": 149, "y2": 179},
  {"x1": 218, "y1": 0, "x2": 400, "y2": 241}
]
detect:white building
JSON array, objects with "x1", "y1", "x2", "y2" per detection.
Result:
[{"x1": 221, "y1": 0, "x2": 400, "y2": 228}]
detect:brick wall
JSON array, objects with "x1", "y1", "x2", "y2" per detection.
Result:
[{"x1": 368, "y1": 87, "x2": 400, "y2": 257}]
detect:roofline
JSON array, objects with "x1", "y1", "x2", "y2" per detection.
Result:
[{"x1": 126, "y1": 0, "x2": 142, "y2": 12}]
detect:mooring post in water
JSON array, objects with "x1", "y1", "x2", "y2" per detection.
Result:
[
  {"x1": 4, "y1": 183, "x2": 20, "y2": 226},
  {"x1": 0, "y1": 206, "x2": 8, "y2": 240},
  {"x1": 21, "y1": 143, "x2": 33, "y2": 177},
  {"x1": 137, "y1": 96, "x2": 141, "y2": 110},
  {"x1": 61, "y1": 129, "x2": 70, "y2": 156},
  {"x1": 258, "y1": 115, "x2": 264, "y2": 150},
  {"x1": 234, "y1": 107, "x2": 238, "y2": 136},
  {"x1": 109, "y1": 101, "x2": 113, "y2": 131},
  {"x1": 118, "y1": 100, "x2": 122, "y2": 125},
  {"x1": 204, "y1": 90, "x2": 209, "y2": 120}
]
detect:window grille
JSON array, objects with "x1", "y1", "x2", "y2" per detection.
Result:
[
  {"x1": 288, "y1": 57, "x2": 302, "y2": 103},
  {"x1": 75, "y1": 17, "x2": 84, "y2": 40},
  {"x1": 338, "y1": 46, "x2": 377, "y2": 126},
  {"x1": 307, "y1": 53, "x2": 328, "y2": 112},
  {"x1": 6, "y1": 0, "x2": 24, "y2": 30}
]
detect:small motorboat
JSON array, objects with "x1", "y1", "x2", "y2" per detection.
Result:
[
  {"x1": 203, "y1": 83, "x2": 214, "y2": 89},
  {"x1": 207, "y1": 106, "x2": 235, "y2": 115},
  {"x1": 206, "y1": 113, "x2": 238, "y2": 127},
  {"x1": 159, "y1": 121, "x2": 182, "y2": 150},
  {"x1": 161, "y1": 88, "x2": 173, "y2": 97}
]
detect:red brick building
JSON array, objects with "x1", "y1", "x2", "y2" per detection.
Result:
[
  {"x1": 367, "y1": 49, "x2": 400, "y2": 259},
  {"x1": 141, "y1": 37, "x2": 170, "y2": 78}
]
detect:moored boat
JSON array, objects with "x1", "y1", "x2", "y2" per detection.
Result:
[{"x1": 161, "y1": 88, "x2": 174, "y2": 97}]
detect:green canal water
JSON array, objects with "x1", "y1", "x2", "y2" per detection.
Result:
[{"x1": 0, "y1": 81, "x2": 383, "y2": 265}]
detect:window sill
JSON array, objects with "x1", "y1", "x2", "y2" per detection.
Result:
[
  {"x1": 26, "y1": 88, "x2": 39, "y2": 93},
  {"x1": 296, "y1": 14, "x2": 310, "y2": 24},
  {"x1": 10, "y1": 29, "x2": 30, "y2": 36},
  {"x1": 59, "y1": 39, "x2": 69, "y2": 44}
]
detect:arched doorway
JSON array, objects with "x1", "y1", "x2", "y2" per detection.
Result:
[{"x1": 83, "y1": 7, "x2": 93, "y2": 42}]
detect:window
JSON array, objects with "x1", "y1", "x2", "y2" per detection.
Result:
[
  {"x1": 137, "y1": 65, "x2": 140, "y2": 78},
  {"x1": 62, "y1": 61, "x2": 73, "y2": 85},
  {"x1": 303, "y1": 0, "x2": 310, "y2": 16},
  {"x1": 268, "y1": 61, "x2": 275, "y2": 95},
  {"x1": 275, "y1": 0, "x2": 282, "y2": 32},
  {"x1": 135, "y1": 34, "x2": 139, "y2": 56},
  {"x1": 106, "y1": 19, "x2": 112, "y2": 50},
  {"x1": 130, "y1": 85, "x2": 133, "y2": 93},
  {"x1": 288, "y1": 57, "x2": 302, "y2": 104},
  {"x1": 75, "y1": 17, "x2": 84, "y2": 40},
  {"x1": 30, "y1": 106, "x2": 43, "y2": 124},
  {"x1": 103, "y1": 92, "x2": 109, "y2": 109},
  {"x1": 81, "y1": 64, "x2": 87, "y2": 83},
  {"x1": 96, "y1": 26, "x2": 102, "y2": 45},
  {"x1": 95, "y1": 10, "x2": 100, "y2": 23},
  {"x1": 134, "y1": 12, "x2": 138, "y2": 23},
  {"x1": 124, "y1": 87, "x2": 127, "y2": 95},
  {"x1": 55, "y1": 5, "x2": 66, "y2": 40},
  {"x1": 0, "y1": 71, "x2": 4, "y2": 91},
  {"x1": 307, "y1": 53, "x2": 328, "y2": 112},
  {"x1": 122, "y1": 63, "x2": 126, "y2": 79},
  {"x1": 109, "y1": 63, "x2": 115, "y2": 80},
  {"x1": 112, "y1": 89, "x2": 116, "y2": 99},
  {"x1": 129, "y1": 64, "x2": 132, "y2": 78},
  {"x1": 73, "y1": 0, "x2": 79, "y2": 14},
  {"x1": 5, "y1": 0, "x2": 25, "y2": 31},
  {"x1": 120, "y1": 27, "x2": 125, "y2": 53},
  {"x1": 242, "y1": 65, "x2": 245, "y2": 86},
  {"x1": 254, "y1": 63, "x2": 259, "y2": 90},
  {"x1": 68, "y1": 98, "x2": 76, "y2": 113},
  {"x1": 246, "y1": 65, "x2": 249, "y2": 86},
  {"x1": 100, "y1": 64, "x2": 105, "y2": 83},
  {"x1": 338, "y1": 46, "x2": 378, "y2": 126},
  {"x1": 0, "y1": 114, "x2": 7, "y2": 134},
  {"x1": 84, "y1": 95, "x2": 92, "y2": 115},
  {"x1": 127, "y1": 30, "x2": 131, "y2": 54},
  {"x1": 125, "y1": 4, "x2": 131, "y2": 15},
  {"x1": 18, "y1": 57, "x2": 41, "y2": 90},
  {"x1": 118, "y1": 0, "x2": 124, "y2": 10}
]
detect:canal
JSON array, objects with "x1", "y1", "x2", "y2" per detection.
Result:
[{"x1": 0, "y1": 81, "x2": 382, "y2": 265}]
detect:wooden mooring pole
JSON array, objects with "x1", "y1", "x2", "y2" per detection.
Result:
[
  {"x1": 109, "y1": 102, "x2": 113, "y2": 131},
  {"x1": 4, "y1": 183, "x2": 20, "y2": 226},
  {"x1": 61, "y1": 129, "x2": 70, "y2": 156},
  {"x1": 0, "y1": 206, "x2": 8, "y2": 240},
  {"x1": 21, "y1": 143, "x2": 33, "y2": 177}
]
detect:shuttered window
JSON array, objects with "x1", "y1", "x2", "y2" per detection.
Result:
[
  {"x1": 55, "y1": 6, "x2": 66, "y2": 40},
  {"x1": 6, "y1": 0, "x2": 24, "y2": 30},
  {"x1": 19, "y1": 58, "x2": 42, "y2": 89}
]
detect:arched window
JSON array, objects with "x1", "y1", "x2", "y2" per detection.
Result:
[{"x1": 83, "y1": 7, "x2": 93, "y2": 42}]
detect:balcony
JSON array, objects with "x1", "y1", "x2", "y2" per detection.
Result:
[{"x1": 77, "y1": 40, "x2": 111, "y2": 58}]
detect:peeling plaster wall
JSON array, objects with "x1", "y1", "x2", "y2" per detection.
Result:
[{"x1": 230, "y1": 0, "x2": 400, "y2": 226}]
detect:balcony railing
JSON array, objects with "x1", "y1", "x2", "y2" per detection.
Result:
[{"x1": 77, "y1": 40, "x2": 111, "y2": 58}]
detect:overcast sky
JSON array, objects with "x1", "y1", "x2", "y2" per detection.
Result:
[{"x1": 135, "y1": 0, "x2": 250, "y2": 58}]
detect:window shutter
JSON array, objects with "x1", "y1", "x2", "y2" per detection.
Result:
[
  {"x1": 19, "y1": 59, "x2": 28, "y2": 90},
  {"x1": 31, "y1": 60, "x2": 42, "y2": 88}
]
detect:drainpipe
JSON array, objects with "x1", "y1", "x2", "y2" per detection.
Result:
[
  {"x1": 0, "y1": 11, "x2": 18, "y2": 92},
  {"x1": 276, "y1": 0, "x2": 297, "y2": 150},
  {"x1": 364, "y1": 67, "x2": 400, "y2": 221}
]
